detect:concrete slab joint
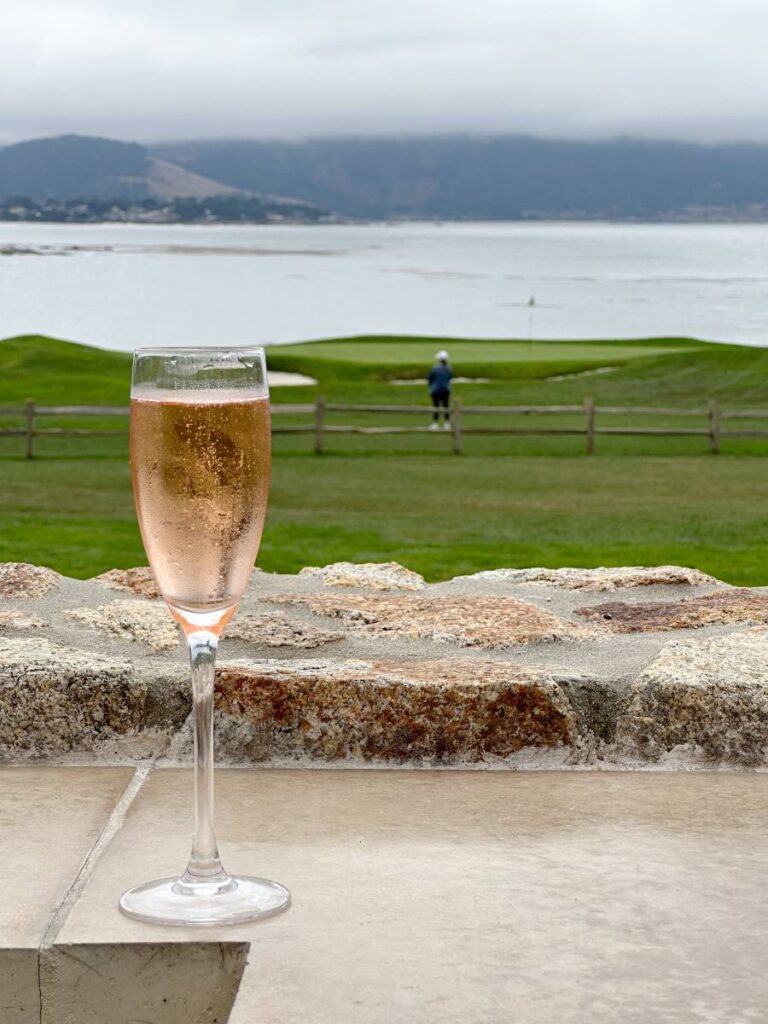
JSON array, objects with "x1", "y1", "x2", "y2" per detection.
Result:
[
  {"x1": 3, "y1": 768, "x2": 768, "y2": 1023},
  {"x1": 0, "y1": 764, "x2": 250, "y2": 1023},
  {"x1": 0, "y1": 558, "x2": 766, "y2": 767}
]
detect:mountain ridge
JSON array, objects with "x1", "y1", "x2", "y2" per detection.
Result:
[
  {"x1": 0, "y1": 135, "x2": 326, "y2": 221},
  {"x1": 5, "y1": 132, "x2": 768, "y2": 220},
  {"x1": 155, "y1": 134, "x2": 768, "y2": 221},
  {"x1": 0, "y1": 134, "x2": 238, "y2": 200}
]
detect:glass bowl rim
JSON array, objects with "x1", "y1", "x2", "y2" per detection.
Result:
[{"x1": 133, "y1": 345, "x2": 267, "y2": 356}]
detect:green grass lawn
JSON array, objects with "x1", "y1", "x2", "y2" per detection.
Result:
[
  {"x1": 265, "y1": 334, "x2": 712, "y2": 386},
  {"x1": 0, "y1": 335, "x2": 131, "y2": 405},
  {"x1": 267, "y1": 335, "x2": 700, "y2": 372},
  {"x1": 2, "y1": 332, "x2": 768, "y2": 585},
  {"x1": 1, "y1": 445, "x2": 767, "y2": 586}
]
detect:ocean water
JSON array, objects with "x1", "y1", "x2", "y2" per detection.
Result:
[{"x1": 1, "y1": 220, "x2": 767, "y2": 351}]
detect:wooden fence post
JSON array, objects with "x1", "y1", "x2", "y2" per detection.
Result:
[
  {"x1": 708, "y1": 400, "x2": 720, "y2": 454},
  {"x1": 584, "y1": 397, "x2": 595, "y2": 455},
  {"x1": 451, "y1": 399, "x2": 462, "y2": 454},
  {"x1": 24, "y1": 399, "x2": 35, "y2": 459},
  {"x1": 313, "y1": 396, "x2": 325, "y2": 454}
]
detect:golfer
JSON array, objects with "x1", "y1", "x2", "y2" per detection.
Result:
[{"x1": 428, "y1": 350, "x2": 453, "y2": 430}]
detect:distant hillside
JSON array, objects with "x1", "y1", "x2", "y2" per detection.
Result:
[
  {"x1": 0, "y1": 136, "x2": 146, "y2": 200},
  {"x1": 0, "y1": 135, "x2": 239, "y2": 201},
  {"x1": 9, "y1": 133, "x2": 768, "y2": 222},
  {"x1": 0, "y1": 135, "x2": 326, "y2": 221},
  {"x1": 155, "y1": 135, "x2": 768, "y2": 221}
]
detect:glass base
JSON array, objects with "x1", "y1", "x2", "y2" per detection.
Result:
[{"x1": 119, "y1": 873, "x2": 291, "y2": 926}]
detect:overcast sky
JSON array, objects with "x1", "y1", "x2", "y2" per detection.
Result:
[{"x1": 2, "y1": 0, "x2": 768, "y2": 145}]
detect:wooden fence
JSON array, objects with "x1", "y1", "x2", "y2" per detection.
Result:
[{"x1": 3, "y1": 398, "x2": 768, "y2": 457}]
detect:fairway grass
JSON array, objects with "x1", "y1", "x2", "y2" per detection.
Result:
[
  {"x1": 266, "y1": 335, "x2": 700, "y2": 369},
  {"x1": 2, "y1": 332, "x2": 768, "y2": 585},
  {"x1": 265, "y1": 334, "x2": 712, "y2": 386},
  {"x1": 2, "y1": 447, "x2": 767, "y2": 586}
]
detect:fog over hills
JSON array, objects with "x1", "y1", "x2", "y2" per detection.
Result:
[
  {"x1": 155, "y1": 136, "x2": 768, "y2": 221},
  {"x1": 4, "y1": 133, "x2": 768, "y2": 221}
]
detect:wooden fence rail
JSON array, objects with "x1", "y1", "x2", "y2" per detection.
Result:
[
  {"x1": 300, "y1": 398, "x2": 768, "y2": 455},
  {"x1": 2, "y1": 399, "x2": 768, "y2": 457}
]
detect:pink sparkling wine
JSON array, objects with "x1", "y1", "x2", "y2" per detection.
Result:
[{"x1": 130, "y1": 388, "x2": 270, "y2": 617}]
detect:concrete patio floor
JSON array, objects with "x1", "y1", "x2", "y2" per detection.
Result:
[{"x1": 2, "y1": 767, "x2": 768, "y2": 1023}]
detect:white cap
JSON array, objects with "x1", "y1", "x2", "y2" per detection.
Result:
[{"x1": 435, "y1": 350, "x2": 449, "y2": 361}]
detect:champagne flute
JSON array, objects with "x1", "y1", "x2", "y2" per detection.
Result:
[{"x1": 119, "y1": 347, "x2": 290, "y2": 926}]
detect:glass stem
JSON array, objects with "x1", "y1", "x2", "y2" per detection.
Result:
[{"x1": 184, "y1": 629, "x2": 226, "y2": 883}]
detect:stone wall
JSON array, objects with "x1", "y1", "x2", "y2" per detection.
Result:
[{"x1": 1, "y1": 560, "x2": 767, "y2": 767}]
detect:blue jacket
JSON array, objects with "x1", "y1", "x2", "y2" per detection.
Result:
[{"x1": 428, "y1": 364, "x2": 453, "y2": 394}]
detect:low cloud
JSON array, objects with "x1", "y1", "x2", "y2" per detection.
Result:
[{"x1": 2, "y1": 0, "x2": 767, "y2": 143}]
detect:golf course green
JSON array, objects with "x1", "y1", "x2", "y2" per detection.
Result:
[{"x1": 1, "y1": 333, "x2": 767, "y2": 584}]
